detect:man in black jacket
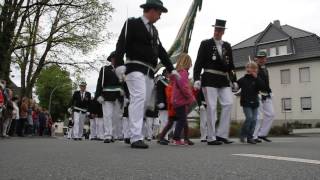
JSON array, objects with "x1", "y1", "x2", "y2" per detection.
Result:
[
  {"x1": 253, "y1": 51, "x2": 275, "y2": 143},
  {"x1": 193, "y1": 19, "x2": 237, "y2": 145},
  {"x1": 113, "y1": 0, "x2": 179, "y2": 149},
  {"x1": 95, "y1": 52, "x2": 123, "y2": 143},
  {"x1": 69, "y1": 82, "x2": 91, "y2": 140}
]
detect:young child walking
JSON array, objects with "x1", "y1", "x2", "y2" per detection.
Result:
[
  {"x1": 237, "y1": 62, "x2": 265, "y2": 144},
  {"x1": 170, "y1": 53, "x2": 196, "y2": 145}
]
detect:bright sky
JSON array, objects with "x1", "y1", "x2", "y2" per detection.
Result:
[{"x1": 12, "y1": 0, "x2": 320, "y2": 94}]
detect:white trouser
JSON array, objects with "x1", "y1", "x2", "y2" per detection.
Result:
[
  {"x1": 2, "y1": 118, "x2": 12, "y2": 136},
  {"x1": 73, "y1": 112, "x2": 86, "y2": 139},
  {"x1": 126, "y1": 72, "x2": 155, "y2": 143},
  {"x1": 203, "y1": 87, "x2": 233, "y2": 142},
  {"x1": 113, "y1": 114, "x2": 123, "y2": 139},
  {"x1": 67, "y1": 127, "x2": 73, "y2": 139},
  {"x1": 144, "y1": 117, "x2": 154, "y2": 139},
  {"x1": 253, "y1": 98, "x2": 275, "y2": 138},
  {"x1": 102, "y1": 100, "x2": 121, "y2": 140},
  {"x1": 199, "y1": 107, "x2": 208, "y2": 140},
  {"x1": 89, "y1": 118, "x2": 97, "y2": 139},
  {"x1": 122, "y1": 117, "x2": 131, "y2": 139},
  {"x1": 153, "y1": 118, "x2": 160, "y2": 137},
  {"x1": 159, "y1": 110, "x2": 169, "y2": 139},
  {"x1": 95, "y1": 118, "x2": 104, "y2": 139}
]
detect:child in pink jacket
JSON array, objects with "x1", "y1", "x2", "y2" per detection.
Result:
[{"x1": 171, "y1": 53, "x2": 196, "y2": 145}]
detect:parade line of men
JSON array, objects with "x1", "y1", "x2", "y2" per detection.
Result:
[{"x1": 67, "y1": 0, "x2": 275, "y2": 149}]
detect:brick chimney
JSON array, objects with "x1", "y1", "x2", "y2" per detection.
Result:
[{"x1": 273, "y1": 20, "x2": 281, "y2": 28}]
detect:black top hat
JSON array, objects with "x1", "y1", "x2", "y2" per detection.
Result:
[
  {"x1": 212, "y1": 19, "x2": 227, "y2": 29},
  {"x1": 140, "y1": 0, "x2": 168, "y2": 13},
  {"x1": 107, "y1": 51, "x2": 116, "y2": 62},
  {"x1": 79, "y1": 81, "x2": 87, "y2": 86}
]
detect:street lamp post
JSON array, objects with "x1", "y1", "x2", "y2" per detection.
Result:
[{"x1": 48, "y1": 84, "x2": 70, "y2": 115}]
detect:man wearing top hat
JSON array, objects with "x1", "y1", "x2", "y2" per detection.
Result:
[
  {"x1": 113, "y1": 0, "x2": 180, "y2": 149},
  {"x1": 193, "y1": 19, "x2": 237, "y2": 145},
  {"x1": 69, "y1": 82, "x2": 91, "y2": 140},
  {"x1": 95, "y1": 51, "x2": 123, "y2": 143},
  {"x1": 253, "y1": 51, "x2": 275, "y2": 143}
]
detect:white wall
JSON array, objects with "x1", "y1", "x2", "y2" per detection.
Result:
[{"x1": 231, "y1": 59, "x2": 320, "y2": 125}]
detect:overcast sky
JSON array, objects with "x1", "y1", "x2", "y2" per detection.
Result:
[{"x1": 12, "y1": 0, "x2": 320, "y2": 94}]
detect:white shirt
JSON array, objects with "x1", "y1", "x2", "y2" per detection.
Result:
[
  {"x1": 141, "y1": 16, "x2": 153, "y2": 36},
  {"x1": 214, "y1": 38, "x2": 224, "y2": 58}
]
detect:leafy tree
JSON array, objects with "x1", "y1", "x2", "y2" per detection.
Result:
[
  {"x1": 0, "y1": 0, "x2": 114, "y2": 97},
  {"x1": 35, "y1": 65, "x2": 72, "y2": 121}
]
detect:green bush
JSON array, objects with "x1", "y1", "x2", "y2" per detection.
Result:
[
  {"x1": 315, "y1": 122, "x2": 320, "y2": 128},
  {"x1": 269, "y1": 124, "x2": 291, "y2": 136}
]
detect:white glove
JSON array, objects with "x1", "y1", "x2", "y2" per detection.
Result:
[
  {"x1": 67, "y1": 108, "x2": 73, "y2": 114},
  {"x1": 194, "y1": 106, "x2": 200, "y2": 112},
  {"x1": 231, "y1": 82, "x2": 239, "y2": 92},
  {"x1": 86, "y1": 112, "x2": 90, "y2": 116},
  {"x1": 171, "y1": 70, "x2": 181, "y2": 80},
  {"x1": 157, "y1": 103, "x2": 165, "y2": 109},
  {"x1": 200, "y1": 105, "x2": 206, "y2": 111},
  {"x1": 194, "y1": 80, "x2": 201, "y2": 90},
  {"x1": 97, "y1": 96, "x2": 104, "y2": 104},
  {"x1": 115, "y1": 66, "x2": 126, "y2": 82},
  {"x1": 124, "y1": 98, "x2": 130, "y2": 105}
]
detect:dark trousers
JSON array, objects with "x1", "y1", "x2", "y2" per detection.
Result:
[
  {"x1": 8, "y1": 119, "x2": 17, "y2": 136},
  {"x1": 241, "y1": 107, "x2": 258, "y2": 139},
  {"x1": 173, "y1": 106, "x2": 188, "y2": 140},
  {"x1": 39, "y1": 120, "x2": 46, "y2": 136},
  {"x1": 16, "y1": 118, "x2": 27, "y2": 136}
]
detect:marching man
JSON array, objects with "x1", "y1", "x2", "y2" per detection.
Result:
[
  {"x1": 113, "y1": 0, "x2": 179, "y2": 149},
  {"x1": 155, "y1": 69, "x2": 170, "y2": 140},
  {"x1": 95, "y1": 51, "x2": 123, "y2": 144},
  {"x1": 253, "y1": 51, "x2": 275, "y2": 143},
  {"x1": 69, "y1": 82, "x2": 91, "y2": 140},
  {"x1": 193, "y1": 19, "x2": 237, "y2": 145}
]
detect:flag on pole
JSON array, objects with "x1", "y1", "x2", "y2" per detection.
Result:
[{"x1": 157, "y1": 0, "x2": 203, "y2": 71}]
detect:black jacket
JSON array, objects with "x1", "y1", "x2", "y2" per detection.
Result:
[
  {"x1": 114, "y1": 17, "x2": 174, "y2": 78},
  {"x1": 95, "y1": 65, "x2": 122, "y2": 101},
  {"x1": 70, "y1": 91, "x2": 91, "y2": 112},
  {"x1": 193, "y1": 38, "x2": 236, "y2": 88},
  {"x1": 89, "y1": 99, "x2": 103, "y2": 118},
  {"x1": 156, "y1": 76, "x2": 169, "y2": 110},
  {"x1": 237, "y1": 74, "x2": 266, "y2": 108},
  {"x1": 258, "y1": 65, "x2": 272, "y2": 98}
]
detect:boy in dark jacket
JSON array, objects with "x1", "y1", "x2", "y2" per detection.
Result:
[{"x1": 237, "y1": 62, "x2": 265, "y2": 144}]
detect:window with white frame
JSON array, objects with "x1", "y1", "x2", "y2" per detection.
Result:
[
  {"x1": 269, "y1": 47, "x2": 277, "y2": 57},
  {"x1": 278, "y1": 45, "x2": 288, "y2": 55},
  {"x1": 282, "y1": 98, "x2": 292, "y2": 112},
  {"x1": 301, "y1": 97, "x2": 312, "y2": 111},
  {"x1": 280, "y1": 69, "x2": 291, "y2": 84},
  {"x1": 299, "y1": 67, "x2": 310, "y2": 82}
]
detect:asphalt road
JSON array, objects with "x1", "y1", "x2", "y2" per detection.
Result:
[{"x1": 1, "y1": 136, "x2": 320, "y2": 180}]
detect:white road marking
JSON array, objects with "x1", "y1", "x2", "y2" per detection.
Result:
[{"x1": 232, "y1": 154, "x2": 320, "y2": 165}]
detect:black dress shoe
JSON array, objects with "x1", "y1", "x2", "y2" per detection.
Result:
[
  {"x1": 247, "y1": 139, "x2": 257, "y2": 144},
  {"x1": 104, "y1": 139, "x2": 111, "y2": 143},
  {"x1": 201, "y1": 140, "x2": 207, "y2": 143},
  {"x1": 258, "y1": 136, "x2": 272, "y2": 142},
  {"x1": 254, "y1": 139, "x2": 262, "y2": 143},
  {"x1": 216, "y1": 136, "x2": 234, "y2": 144},
  {"x1": 110, "y1": 139, "x2": 115, "y2": 143},
  {"x1": 207, "y1": 140, "x2": 223, "y2": 145},
  {"x1": 73, "y1": 138, "x2": 78, "y2": 141},
  {"x1": 124, "y1": 138, "x2": 130, "y2": 144},
  {"x1": 131, "y1": 140, "x2": 149, "y2": 149},
  {"x1": 78, "y1": 138, "x2": 82, "y2": 141},
  {"x1": 158, "y1": 139, "x2": 169, "y2": 145}
]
